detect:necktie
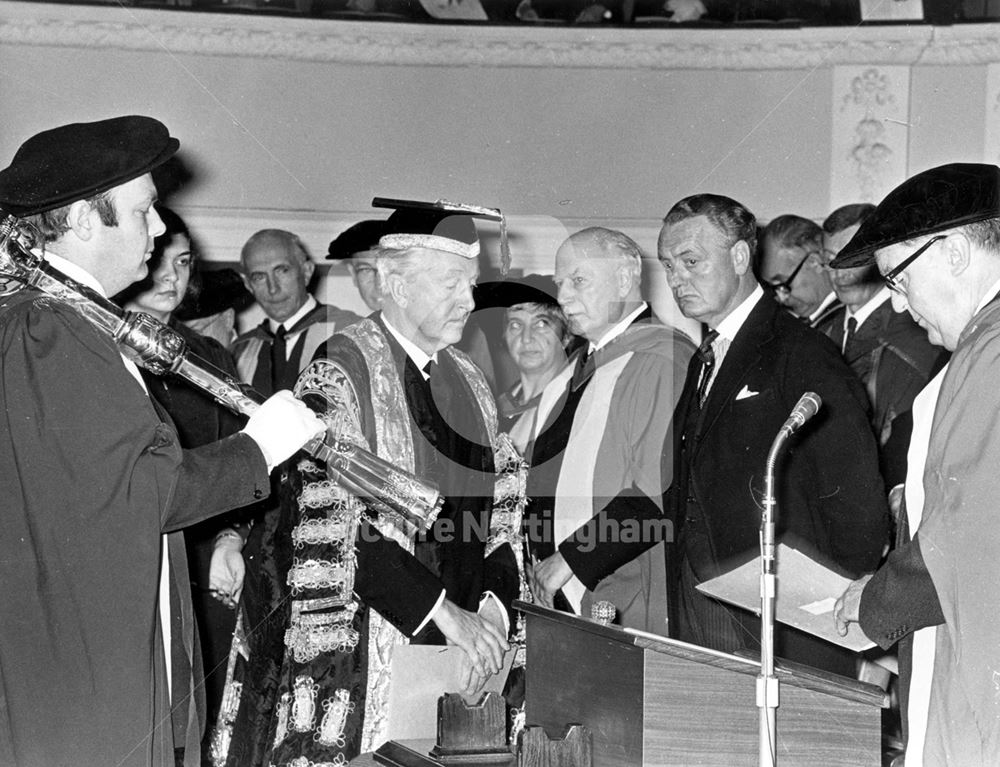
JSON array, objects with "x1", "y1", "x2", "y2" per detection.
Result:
[
  {"x1": 270, "y1": 324, "x2": 287, "y2": 392},
  {"x1": 422, "y1": 359, "x2": 436, "y2": 379},
  {"x1": 695, "y1": 329, "x2": 719, "y2": 407},
  {"x1": 843, "y1": 316, "x2": 858, "y2": 358}
]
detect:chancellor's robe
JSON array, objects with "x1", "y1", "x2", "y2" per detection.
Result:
[
  {"x1": 0, "y1": 289, "x2": 270, "y2": 767},
  {"x1": 218, "y1": 315, "x2": 523, "y2": 766}
]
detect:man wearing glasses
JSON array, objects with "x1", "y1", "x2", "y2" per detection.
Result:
[
  {"x1": 760, "y1": 214, "x2": 842, "y2": 331},
  {"x1": 833, "y1": 163, "x2": 1000, "y2": 766}
]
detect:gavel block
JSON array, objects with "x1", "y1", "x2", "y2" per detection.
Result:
[
  {"x1": 517, "y1": 724, "x2": 593, "y2": 767},
  {"x1": 429, "y1": 691, "x2": 513, "y2": 764}
]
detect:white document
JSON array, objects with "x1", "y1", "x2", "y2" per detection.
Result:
[{"x1": 696, "y1": 543, "x2": 876, "y2": 653}]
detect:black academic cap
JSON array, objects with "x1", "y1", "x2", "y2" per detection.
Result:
[
  {"x1": 326, "y1": 219, "x2": 387, "y2": 261},
  {"x1": 372, "y1": 197, "x2": 512, "y2": 275},
  {"x1": 473, "y1": 273, "x2": 560, "y2": 311},
  {"x1": 0, "y1": 116, "x2": 179, "y2": 217},
  {"x1": 832, "y1": 163, "x2": 1000, "y2": 269}
]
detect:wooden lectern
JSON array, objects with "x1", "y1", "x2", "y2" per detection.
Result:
[{"x1": 519, "y1": 601, "x2": 886, "y2": 767}]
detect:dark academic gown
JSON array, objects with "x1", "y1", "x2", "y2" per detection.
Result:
[
  {"x1": 140, "y1": 319, "x2": 248, "y2": 744},
  {"x1": 0, "y1": 291, "x2": 270, "y2": 767}
]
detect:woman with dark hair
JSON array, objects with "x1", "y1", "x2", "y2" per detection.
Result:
[{"x1": 117, "y1": 205, "x2": 248, "y2": 754}]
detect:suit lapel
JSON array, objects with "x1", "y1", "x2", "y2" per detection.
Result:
[{"x1": 696, "y1": 296, "x2": 774, "y2": 440}]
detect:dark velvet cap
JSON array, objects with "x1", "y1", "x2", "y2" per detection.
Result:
[
  {"x1": 831, "y1": 163, "x2": 1000, "y2": 269},
  {"x1": 0, "y1": 116, "x2": 179, "y2": 216},
  {"x1": 326, "y1": 219, "x2": 387, "y2": 260},
  {"x1": 473, "y1": 273, "x2": 560, "y2": 310}
]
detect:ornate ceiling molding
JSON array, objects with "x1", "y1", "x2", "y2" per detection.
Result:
[{"x1": 3, "y1": 1, "x2": 998, "y2": 70}]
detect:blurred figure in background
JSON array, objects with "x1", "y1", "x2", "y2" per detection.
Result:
[{"x1": 327, "y1": 218, "x2": 386, "y2": 313}]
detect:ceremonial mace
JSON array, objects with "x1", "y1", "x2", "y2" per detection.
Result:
[
  {"x1": 0, "y1": 215, "x2": 443, "y2": 533},
  {"x1": 758, "y1": 392, "x2": 821, "y2": 767}
]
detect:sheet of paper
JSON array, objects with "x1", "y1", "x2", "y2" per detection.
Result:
[
  {"x1": 385, "y1": 644, "x2": 516, "y2": 741},
  {"x1": 695, "y1": 544, "x2": 876, "y2": 653}
]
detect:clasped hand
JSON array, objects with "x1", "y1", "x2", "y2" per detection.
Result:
[{"x1": 433, "y1": 600, "x2": 509, "y2": 697}]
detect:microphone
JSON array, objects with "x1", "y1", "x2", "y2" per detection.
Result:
[{"x1": 783, "y1": 392, "x2": 822, "y2": 434}]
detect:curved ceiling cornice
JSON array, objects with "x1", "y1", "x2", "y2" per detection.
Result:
[{"x1": 2, "y1": 1, "x2": 999, "y2": 69}]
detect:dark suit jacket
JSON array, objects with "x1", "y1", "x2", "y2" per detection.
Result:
[
  {"x1": 672, "y1": 294, "x2": 889, "y2": 670},
  {"x1": 825, "y1": 299, "x2": 947, "y2": 443}
]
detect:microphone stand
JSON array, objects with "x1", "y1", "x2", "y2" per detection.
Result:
[
  {"x1": 757, "y1": 426, "x2": 787, "y2": 767},
  {"x1": 757, "y1": 392, "x2": 819, "y2": 767}
]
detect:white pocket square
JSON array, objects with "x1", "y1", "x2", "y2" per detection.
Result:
[{"x1": 735, "y1": 385, "x2": 758, "y2": 401}]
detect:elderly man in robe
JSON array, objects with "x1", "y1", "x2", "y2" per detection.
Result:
[
  {"x1": 527, "y1": 226, "x2": 694, "y2": 632},
  {"x1": 219, "y1": 200, "x2": 521, "y2": 767},
  {"x1": 834, "y1": 163, "x2": 1000, "y2": 767}
]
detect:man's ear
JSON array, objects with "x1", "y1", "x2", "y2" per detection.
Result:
[
  {"x1": 731, "y1": 239, "x2": 751, "y2": 276},
  {"x1": 302, "y1": 258, "x2": 316, "y2": 284},
  {"x1": 64, "y1": 200, "x2": 97, "y2": 242},
  {"x1": 944, "y1": 232, "x2": 971, "y2": 278},
  {"x1": 384, "y1": 272, "x2": 408, "y2": 307}
]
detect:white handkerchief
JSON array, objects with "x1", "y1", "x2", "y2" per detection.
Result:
[{"x1": 735, "y1": 385, "x2": 758, "y2": 401}]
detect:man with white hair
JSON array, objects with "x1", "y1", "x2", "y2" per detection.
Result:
[
  {"x1": 528, "y1": 226, "x2": 694, "y2": 633},
  {"x1": 220, "y1": 201, "x2": 521, "y2": 766},
  {"x1": 834, "y1": 163, "x2": 1000, "y2": 766},
  {"x1": 233, "y1": 228, "x2": 358, "y2": 396}
]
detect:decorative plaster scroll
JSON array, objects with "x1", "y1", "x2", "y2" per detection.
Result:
[
  {"x1": 2, "y1": 1, "x2": 999, "y2": 70},
  {"x1": 830, "y1": 65, "x2": 911, "y2": 210},
  {"x1": 986, "y1": 63, "x2": 1000, "y2": 166}
]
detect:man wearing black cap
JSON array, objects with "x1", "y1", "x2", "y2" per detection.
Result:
[
  {"x1": 218, "y1": 200, "x2": 517, "y2": 766},
  {"x1": 0, "y1": 116, "x2": 326, "y2": 767},
  {"x1": 327, "y1": 218, "x2": 387, "y2": 312},
  {"x1": 834, "y1": 163, "x2": 1000, "y2": 766},
  {"x1": 820, "y1": 203, "x2": 947, "y2": 482}
]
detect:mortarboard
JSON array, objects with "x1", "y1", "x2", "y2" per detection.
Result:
[{"x1": 372, "y1": 197, "x2": 512, "y2": 276}]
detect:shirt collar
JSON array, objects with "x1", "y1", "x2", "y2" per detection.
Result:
[
  {"x1": 975, "y1": 276, "x2": 1000, "y2": 314},
  {"x1": 846, "y1": 286, "x2": 891, "y2": 328},
  {"x1": 268, "y1": 295, "x2": 316, "y2": 335},
  {"x1": 41, "y1": 251, "x2": 107, "y2": 297},
  {"x1": 589, "y1": 301, "x2": 648, "y2": 353},
  {"x1": 381, "y1": 312, "x2": 437, "y2": 378},
  {"x1": 807, "y1": 291, "x2": 839, "y2": 323},
  {"x1": 714, "y1": 284, "x2": 764, "y2": 342}
]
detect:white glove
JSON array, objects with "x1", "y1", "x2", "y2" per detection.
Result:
[{"x1": 242, "y1": 390, "x2": 325, "y2": 471}]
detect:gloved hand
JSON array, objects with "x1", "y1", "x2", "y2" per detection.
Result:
[{"x1": 242, "y1": 391, "x2": 326, "y2": 471}]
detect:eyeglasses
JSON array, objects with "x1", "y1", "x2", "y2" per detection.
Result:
[
  {"x1": 767, "y1": 250, "x2": 816, "y2": 297},
  {"x1": 881, "y1": 235, "x2": 947, "y2": 293}
]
